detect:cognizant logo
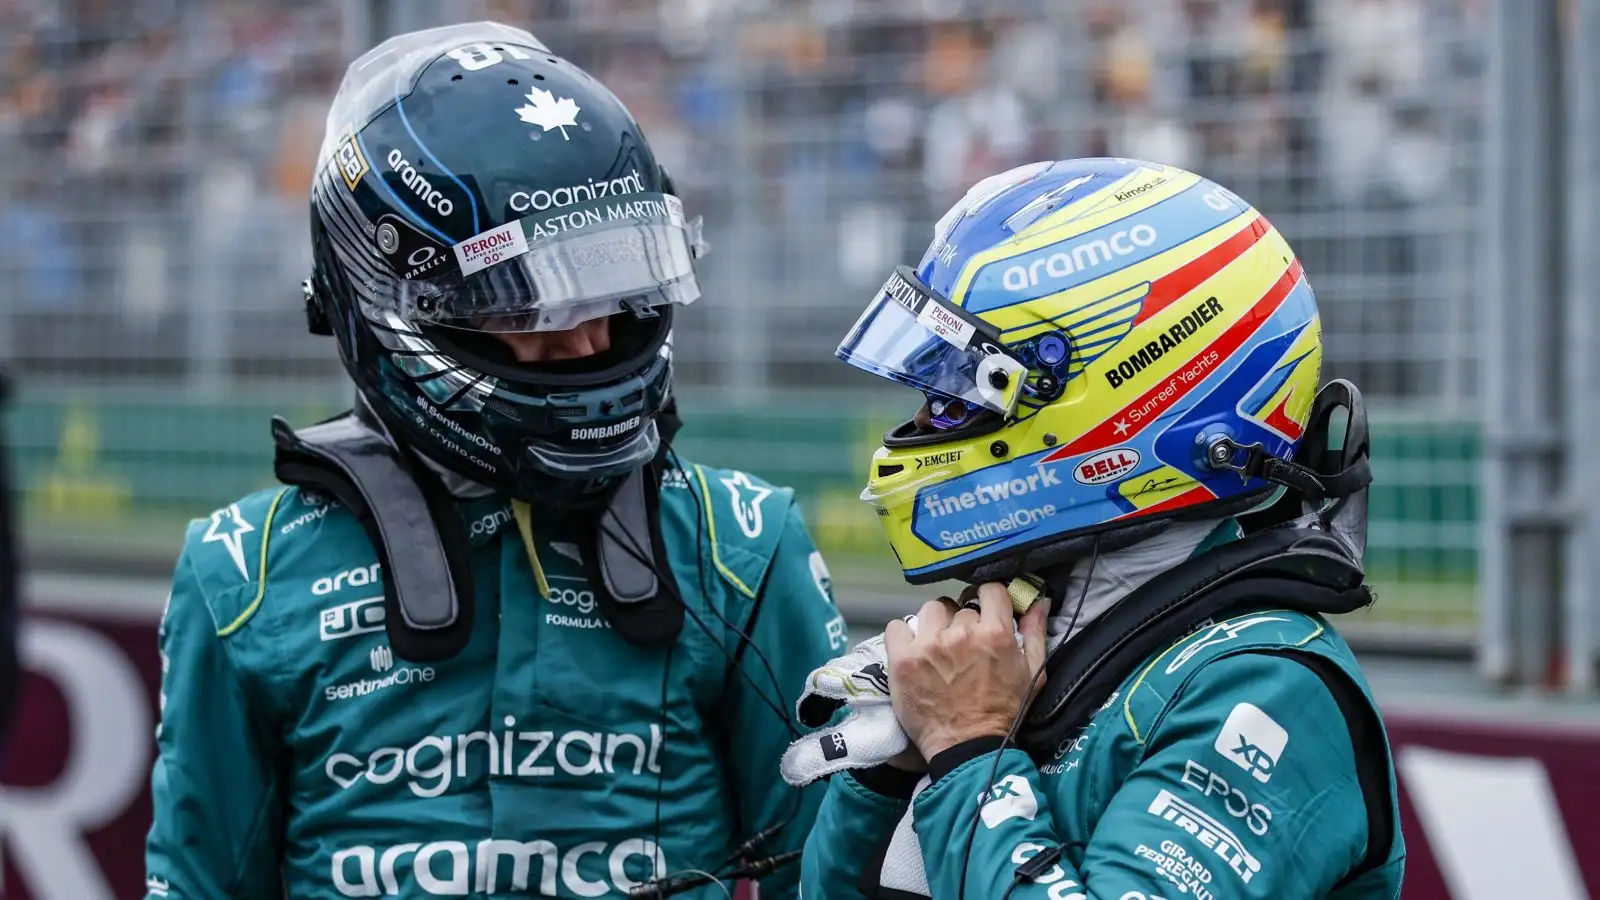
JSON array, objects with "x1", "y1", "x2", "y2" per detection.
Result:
[
  {"x1": 921, "y1": 466, "x2": 1063, "y2": 518},
  {"x1": 331, "y1": 836, "x2": 665, "y2": 897},
  {"x1": 471, "y1": 507, "x2": 514, "y2": 539},
  {"x1": 509, "y1": 169, "x2": 646, "y2": 213},
  {"x1": 325, "y1": 722, "x2": 665, "y2": 798},
  {"x1": 1001, "y1": 224, "x2": 1158, "y2": 292}
]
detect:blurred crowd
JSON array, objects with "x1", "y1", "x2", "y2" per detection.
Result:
[{"x1": 0, "y1": 0, "x2": 1485, "y2": 395}]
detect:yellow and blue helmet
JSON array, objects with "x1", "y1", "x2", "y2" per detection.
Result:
[{"x1": 838, "y1": 158, "x2": 1339, "y2": 585}]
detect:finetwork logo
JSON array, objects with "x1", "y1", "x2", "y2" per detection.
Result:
[
  {"x1": 1215, "y1": 703, "x2": 1288, "y2": 784},
  {"x1": 1146, "y1": 789, "x2": 1262, "y2": 884},
  {"x1": 921, "y1": 466, "x2": 1063, "y2": 518},
  {"x1": 921, "y1": 465, "x2": 1064, "y2": 548}
]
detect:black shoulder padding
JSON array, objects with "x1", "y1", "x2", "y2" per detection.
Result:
[
  {"x1": 579, "y1": 459, "x2": 684, "y2": 648},
  {"x1": 272, "y1": 412, "x2": 475, "y2": 662},
  {"x1": 1260, "y1": 648, "x2": 1396, "y2": 885},
  {"x1": 1021, "y1": 526, "x2": 1372, "y2": 758}
]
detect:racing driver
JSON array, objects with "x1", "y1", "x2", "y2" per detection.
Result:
[
  {"x1": 788, "y1": 159, "x2": 1404, "y2": 898},
  {"x1": 144, "y1": 23, "x2": 844, "y2": 899}
]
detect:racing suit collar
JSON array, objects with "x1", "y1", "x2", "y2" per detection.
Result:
[{"x1": 1045, "y1": 518, "x2": 1241, "y2": 652}]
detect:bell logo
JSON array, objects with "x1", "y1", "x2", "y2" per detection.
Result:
[{"x1": 1074, "y1": 448, "x2": 1141, "y2": 486}]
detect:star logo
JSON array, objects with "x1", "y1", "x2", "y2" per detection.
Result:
[
  {"x1": 202, "y1": 503, "x2": 256, "y2": 581},
  {"x1": 720, "y1": 471, "x2": 774, "y2": 539},
  {"x1": 1112, "y1": 419, "x2": 1131, "y2": 437}
]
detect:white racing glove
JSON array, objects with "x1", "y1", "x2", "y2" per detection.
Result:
[
  {"x1": 779, "y1": 609, "x2": 1028, "y2": 787},
  {"x1": 779, "y1": 620, "x2": 916, "y2": 786}
]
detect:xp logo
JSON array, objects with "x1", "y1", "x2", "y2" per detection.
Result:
[
  {"x1": 321, "y1": 597, "x2": 386, "y2": 642},
  {"x1": 1215, "y1": 702, "x2": 1289, "y2": 784},
  {"x1": 820, "y1": 732, "x2": 849, "y2": 762}
]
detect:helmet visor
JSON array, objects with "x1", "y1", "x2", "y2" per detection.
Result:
[
  {"x1": 836, "y1": 267, "x2": 1026, "y2": 416},
  {"x1": 378, "y1": 191, "x2": 701, "y2": 333}
]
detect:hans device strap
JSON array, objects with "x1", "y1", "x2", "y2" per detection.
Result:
[
  {"x1": 272, "y1": 404, "x2": 691, "y2": 658},
  {"x1": 272, "y1": 410, "x2": 475, "y2": 662},
  {"x1": 577, "y1": 406, "x2": 687, "y2": 648},
  {"x1": 1021, "y1": 526, "x2": 1372, "y2": 753}
]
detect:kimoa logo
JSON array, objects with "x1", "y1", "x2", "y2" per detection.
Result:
[
  {"x1": 386, "y1": 148, "x2": 455, "y2": 217},
  {"x1": 921, "y1": 465, "x2": 1063, "y2": 518},
  {"x1": 331, "y1": 836, "x2": 665, "y2": 897},
  {"x1": 313, "y1": 562, "x2": 383, "y2": 596},
  {"x1": 1001, "y1": 224, "x2": 1158, "y2": 292},
  {"x1": 326, "y1": 722, "x2": 665, "y2": 797},
  {"x1": 509, "y1": 169, "x2": 646, "y2": 213}
]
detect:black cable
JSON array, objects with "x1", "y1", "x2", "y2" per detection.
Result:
[
  {"x1": 598, "y1": 509, "x2": 796, "y2": 733},
  {"x1": 956, "y1": 535, "x2": 1101, "y2": 900},
  {"x1": 596, "y1": 514, "x2": 804, "y2": 884},
  {"x1": 663, "y1": 451, "x2": 808, "y2": 867},
  {"x1": 593, "y1": 450, "x2": 805, "y2": 885},
  {"x1": 651, "y1": 640, "x2": 675, "y2": 890}
]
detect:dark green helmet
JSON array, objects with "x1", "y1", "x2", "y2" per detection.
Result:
[{"x1": 307, "y1": 22, "x2": 702, "y2": 506}]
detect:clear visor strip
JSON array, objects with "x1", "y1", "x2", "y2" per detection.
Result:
[{"x1": 866, "y1": 268, "x2": 1027, "y2": 416}]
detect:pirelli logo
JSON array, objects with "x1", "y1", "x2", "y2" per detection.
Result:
[
  {"x1": 1147, "y1": 788, "x2": 1262, "y2": 884},
  {"x1": 333, "y1": 135, "x2": 370, "y2": 191}
]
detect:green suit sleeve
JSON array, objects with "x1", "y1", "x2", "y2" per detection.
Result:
[
  {"x1": 912, "y1": 652, "x2": 1375, "y2": 899},
  {"x1": 801, "y1": 772, "x2": 915, "y2": 898},
  {"x1": 723, "y1": 503, "x2": 849, "y2": 896},
  {"x1": 144, "y1": 548, "x2": 285, "y2": 900}
]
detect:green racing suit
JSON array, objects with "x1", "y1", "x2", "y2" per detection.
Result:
[
  {"x1": 802, "y1": 610, "x2": 1405, "y2": 899},
  {"x1": 144, "y1": 455, "x2": 847, "y2": 898}
]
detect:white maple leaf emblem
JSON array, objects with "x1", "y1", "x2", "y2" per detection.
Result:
[{"x1": 516, "y1": 87, "x2": 581, "y2": 140}]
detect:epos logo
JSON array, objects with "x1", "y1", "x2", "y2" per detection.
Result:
[{"x1": 1074, "y1": 448, "x2": 1141, "y2": 486}]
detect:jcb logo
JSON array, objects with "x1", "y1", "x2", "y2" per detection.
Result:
[
  {"x1": 334, "y1": 136, "x2": 369, "y2": 191},
  {"x1": 321, "y1": 597, "x2": 386, "y2": 642}
]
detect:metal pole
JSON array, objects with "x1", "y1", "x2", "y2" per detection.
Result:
[
  {"x1": 713, "y1": 6, "x2": 767, "y2": 403},
  {"x1": 1478, "y1": 0, "x2": 1565, "y2": 687},
  {"x1": 1562, "y1": 0, "x2": 1600, "y2": 694},
  {"x1": 183, "y1": 0, "x2": 226, "y2": 398}
]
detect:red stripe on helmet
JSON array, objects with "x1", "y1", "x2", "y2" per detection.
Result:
[
  {"x1": 1118, "y1": 484, "x2": 1217, "y2": 519},
  {"x1": 1131, "y1": 215, "x2": 1272, "y2": 327},
  {"x1": 1041, "y1": 257, "x2": 1305, "y2": 466}
]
